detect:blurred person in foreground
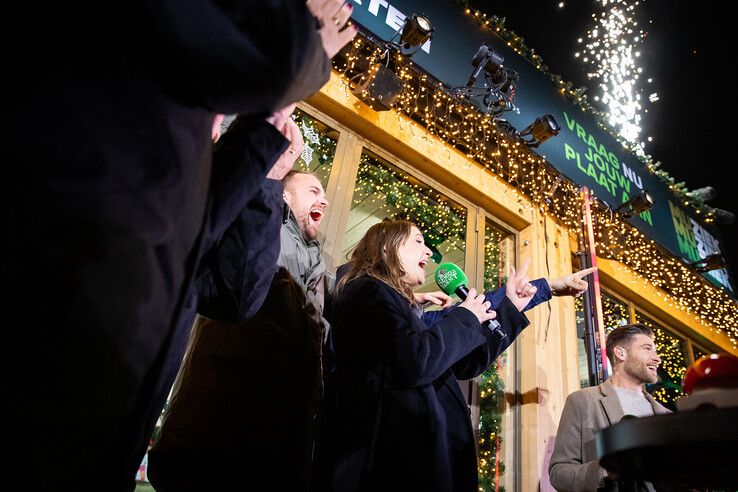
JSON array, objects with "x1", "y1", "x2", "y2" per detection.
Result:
[{"x1": 5, "y1": 1, "x2": 355, "y2": 489}]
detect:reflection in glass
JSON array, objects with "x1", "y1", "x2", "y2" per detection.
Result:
[
  {"x1": 341, "y1": 149, "x2": 467, "y2": 293},
  {"x1": 478, "y1": 220, "x2": 515, "y2": 492},
  {"x1": 292, "y1": 108, "x2": 339, "y2": 188}
]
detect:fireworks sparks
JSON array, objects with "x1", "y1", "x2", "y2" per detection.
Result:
[{"x1": 576, "y1": 0, "x2": 657, "y2": 153}]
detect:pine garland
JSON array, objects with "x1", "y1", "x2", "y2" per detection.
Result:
[{"x1": 455, "y1": 0, "x2": 714, "y2": 219}]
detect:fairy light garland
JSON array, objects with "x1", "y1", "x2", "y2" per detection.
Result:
[
  {"x1": 592, "y1": 205, "x2": 738, "y2": 347},
  {"x1": 478, "y1": 224, "x2": 508, "y2": 491},
  {"x1": 354, "y1": 154, "x2": 467, "y2": 255},
  {"x1": 330, "y1": 32, "x2": 738, "y2": 349},
  {"x1": 452, "y1": 0, "x2": 715, "y2": 220}
]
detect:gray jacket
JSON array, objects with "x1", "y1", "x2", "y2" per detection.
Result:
[{"x1": 549, "y1": 380, "x2": 671, "y2": 492}]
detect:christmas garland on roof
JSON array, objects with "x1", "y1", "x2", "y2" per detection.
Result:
[{"x1": 456, "y1": 0, "x2": 714, "y2": 220}]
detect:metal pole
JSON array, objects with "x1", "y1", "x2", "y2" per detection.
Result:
[{"x1": 580, "y1": 187, "x2": 608, "y2": 385}]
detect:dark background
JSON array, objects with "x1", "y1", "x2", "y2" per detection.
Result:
[{"x1": 473, "y1": 0, "x2": 735, "y2": 283}]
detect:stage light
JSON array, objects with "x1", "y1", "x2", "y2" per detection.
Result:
[
  {"x1": 689, "y1": 253, "x2": 727, "y2": 273},
  {"x1": 399, "y1": 13, "x2": 433, "y2": 53},
  {"x1": 466, "y1": 43, "x2": 504, "y2": 88},
  {"x1": 615, "y1": 190, "x2": 654, "y2": 218},
  {"x1": 351, "y1": 63, "x2": 404, "y2": 111},
  {"x1": 519, "y1": 114, "x2": 560, "y2": 148},
  {"x1": 459, "y1": 43, "x2": 519, "y2": 116}
]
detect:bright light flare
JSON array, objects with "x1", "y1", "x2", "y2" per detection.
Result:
[{"x1": 576, "y1": 0, "x2": 653, "y2": 150}]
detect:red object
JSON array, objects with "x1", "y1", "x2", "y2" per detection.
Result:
[{"x1": 682, "y1": 353, "x2": 738, "y2": 394}]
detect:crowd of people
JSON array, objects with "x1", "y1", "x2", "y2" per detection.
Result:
[{"x1": 7, "y1": 1, "x2": 669, "y2": 491}]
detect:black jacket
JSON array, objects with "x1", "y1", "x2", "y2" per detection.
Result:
[
  {"x1": 6, "y1": 1, "x2": 330, "y2": 488},
  {"x1": 316, "y1": 276, "x2": 530, "y2": 492}
]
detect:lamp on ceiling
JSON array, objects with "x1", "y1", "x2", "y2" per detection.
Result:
[
  {"x1": 615, "y1": 190, "x2": 654, "y2": 218},
  {"x1": 519, "y1": 114, "x2": 560, "y2": 148}
]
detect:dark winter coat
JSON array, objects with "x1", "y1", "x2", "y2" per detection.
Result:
[
  {"x1": 317, "y1": 275, "x2": 531, "y2": 492},
  {"x1": 6, "y1": 1, "x2": 330, "y2": 487}
]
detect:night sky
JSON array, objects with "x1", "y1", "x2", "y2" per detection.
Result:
[{"x1": 472, "y1": 0, "x2": 735, "y2": 285}]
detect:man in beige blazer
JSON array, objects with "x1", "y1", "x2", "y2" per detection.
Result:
[{"x1": 549, "y1": 324, "x2": 671, "y2": 491}]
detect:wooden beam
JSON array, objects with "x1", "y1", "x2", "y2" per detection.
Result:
[{"x1": 307, "y1": 74, "x2": 534, "y2": 231}]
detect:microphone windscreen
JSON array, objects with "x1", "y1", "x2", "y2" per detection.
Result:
[{"x1": 435, "y1": 262, "x2": 468, "y2": 295}]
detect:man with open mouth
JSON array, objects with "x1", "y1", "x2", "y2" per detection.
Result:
[{"x1": 149, "y1": 166, "x2": 335, "y2": 490}]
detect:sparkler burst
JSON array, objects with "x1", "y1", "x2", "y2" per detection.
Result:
[{"x1": 576, "y1": 0, "x2": 656, "y2": 152}]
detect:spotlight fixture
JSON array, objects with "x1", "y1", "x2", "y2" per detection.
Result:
[
  {"x1": 466, "y1": 44, "x2": 505, "y2": 88},
  {"x1": 351, "y1": 63, "x2": 404, "y2": 111},
  {"x1": 456, "y1": 43, "x2": 519, "y2": 116},
  {"x1": 689, "y1": 252, "x2": 727, "y2": 273},
  {"x1": 398, "y1": 13, "x2": 433, "y2": 55},
  {"x1": 519, "y1": 114, "x2": 560, "y2": 148},
  {"x1": 615, "y1": 190, "x2": 654, "y2": 218}
]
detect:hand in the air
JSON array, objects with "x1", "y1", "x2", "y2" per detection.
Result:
[
  {"x1": 548, "y1": 266, "x2": 598, "y2": 297},
  {"x1": 506, "y1": 259, "x2": 537, "y2": 311}
]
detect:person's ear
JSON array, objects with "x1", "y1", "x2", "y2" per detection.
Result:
[{"x1": 615, "y1": 346, "x2": 626, "y2": 360}]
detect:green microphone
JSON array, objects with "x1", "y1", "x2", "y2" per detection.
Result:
[{"x1": 435, "y1": 262, "x2": 506, "y2": 340}]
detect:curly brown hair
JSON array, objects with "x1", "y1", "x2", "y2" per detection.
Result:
[{"x1": 336, "y1": 219, "x2": 417, "y2": 304}]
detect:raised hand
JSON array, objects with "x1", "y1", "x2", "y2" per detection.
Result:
[
  {"x1": 506, "y1": 259, "x2": 538, "y2": 312},
  {"x1": 308, "y1": 0, "x2": 358, "y2": 59},
  {"x1": 548, "y1": 266, "x2": 597, "y2": 297},
  {"x1": 266, "y1": 116, "x2": 305, "y2": 181},
  {"x1": 265, "y1": 103, "x2": 297, "y2": 131},
  {"x1": 458, "y1": 288, "x2": 497, "y2": 325}
]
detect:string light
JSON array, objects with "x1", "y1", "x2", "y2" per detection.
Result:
[
  {"x1": 324, "y1": 26, "x2": 738, "y2": 490},
  {"x1": 330, "y1": 31, "x2": 738, "y2": 349},
  {"x1": 444, "y1": 1, "x2": 714, "y2": 217}
]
